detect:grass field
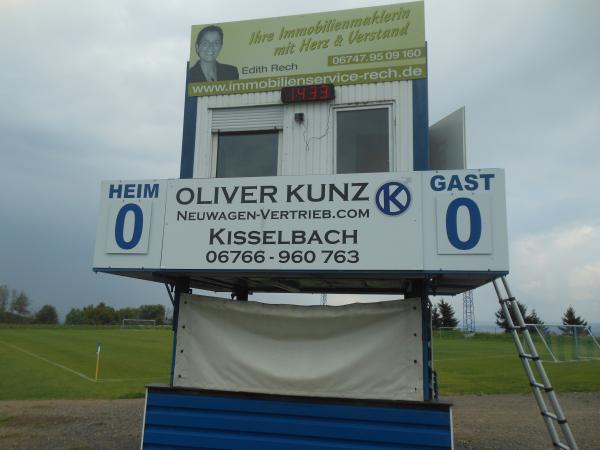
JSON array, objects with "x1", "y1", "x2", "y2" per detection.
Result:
[
  {"x1": 1, "y1": 326, "x2": 599, "y2": 400},
  {"x1": 0, "y1": 326, "x2": 171, "y2": 400},
  {"x1": 433, "y1": 331, "x2": 600, "y2": 395}
]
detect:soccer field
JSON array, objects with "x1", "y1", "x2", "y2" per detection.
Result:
[
  {"x1": 1, "y1": 326, "x2": 599, "y2": 400},
  {"x1": 0, "y1": 326, "x2": 171, "y2": 400}
]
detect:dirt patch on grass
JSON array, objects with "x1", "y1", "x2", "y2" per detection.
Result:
[{"x1": 0, "y1": 393, "x2": 598, "y2": 449}]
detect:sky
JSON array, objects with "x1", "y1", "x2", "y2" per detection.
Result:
[{"x1": 0, "y1": 0, "x2": 599, "y2": 326}]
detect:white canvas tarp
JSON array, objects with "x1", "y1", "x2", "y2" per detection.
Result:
[{"x1": 174, "y1": 294, "x2": 423, "y2": 401}]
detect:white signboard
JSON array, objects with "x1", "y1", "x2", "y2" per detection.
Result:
[
  {"x1": 93, "y1": 170, "x2": 508, "y2": 273},
  {"x1": 162, "y1": 172, "x2": 422, "y2": 270},
  {"x1": 94, "y1": 180, "x2": 167, "y2": 269}
]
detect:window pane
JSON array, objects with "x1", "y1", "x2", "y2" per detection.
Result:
[
  {"x1": 217, "y1": 131, "x2": 278, "y2": 178},
  {"x1": 337, "y1": 108, "x2": 389, "y2": 174}
]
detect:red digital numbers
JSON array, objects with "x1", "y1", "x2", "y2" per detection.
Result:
[{"x1": 281, "y1": 84, "x2": 335, "y2": 103}]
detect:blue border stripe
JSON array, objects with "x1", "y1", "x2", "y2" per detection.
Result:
[
  {"x1": 412, "y1": 77, "x2": 429, "y2": 171},
  {"x1": 180, "y1": 62, "x2": 197, "y2": 179}
]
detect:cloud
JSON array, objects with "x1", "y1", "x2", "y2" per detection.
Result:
[
  {"x1": 569, "y1": 263, "x2": 600, "y2": 302},
  {"x1": 1, "y1": 0, "x2": 599, "y2": 327},
  {"x1": 509, "y1": 224, "x2": 600, "y2": 320}
]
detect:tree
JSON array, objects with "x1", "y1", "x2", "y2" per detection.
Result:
[
  {"x1": 65, "y1": 308, "x2": 86, "y2": 325},
  {"x1": 34, "y1": 305, "x2": 59, "y2": 324},
  {"x1": 560, "y1": 306, "x2": 587, "y2": 335},
  {"x1": 66, "y1": 303, "x2": 167, "y2": 325},
  {"x1": 495, "y1": 301, "x2": 525, "y2": 332},
  {"x1": 526, "y1": 309, "x2": 544, "y2": 325},
  {"x1": 561, "y1": 306, "x2": 587, "y2": 327},
  {"x1": 0, "y1": 284, "x2": 8, "y2": 312},
  {"x1": 116, "y1": 307, "x2": 138, "y2": 323},
  {"x1": 138, "y1": 304, "x2": 166, "y2": 324},
  {"x1": 437, "y1": 299, "x2": 459, "y2": 328},
  {"x1": 10, "y1": 291, "x2": 31, "y2": 316},
  {"x1": 523, "y1": 308, "x2": 548, "y2": 334},
  {"x1": 93, "y1": 302, "x2": 117, "y2": 324},
  {"x1": 495, "y1": 301, "x2": 542, "y2": 332},
  {"x1": 431, "y1": 306, "x2": 443, "y2": 329},
  {"x1": 82, "y1": 302, "x2": 117, "y2": 325},
  {"x1": 0, "y1": 310, "x2": 32, "y2": 324}
]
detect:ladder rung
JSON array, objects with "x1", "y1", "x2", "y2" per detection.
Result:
[
  {"x1": 553, "y1": 442, "x2": 570, "y2": 450},
  {"x1": 530, "y1": 382, "x2": 554, "y2": 392},
  {"x1": 509, "y1": 325, "x2": 527, "y2": 331},
  {"x1": 499, "y1": 296, "x2": 516, "y2": 304},
  {"x1": 519, "y1": 353, "x2": 540, "y2": 361},
  {"x1": 542, "y1": 411, "x2": 568, "y2": 425}
]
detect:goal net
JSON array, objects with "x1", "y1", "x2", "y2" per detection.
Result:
[
  {"x1": 122, "y1": 318, "x2": 156, "y2": 328},
  {"x1": 434, "y1": 327, "x2": 462, "y2": 338},
  {"x1": 526, "y1": 324, "x2": 600, "y2": 363}
]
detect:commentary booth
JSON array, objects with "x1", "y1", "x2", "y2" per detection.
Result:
[{"x1": 94, "y1": 2, "x2": 510, "y2": 449}]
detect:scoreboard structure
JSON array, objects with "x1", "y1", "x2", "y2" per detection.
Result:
[
  {"x1": 94, "y1": 169, "x2": 507, "y2": 296},
  {"x1": 92, "y1": 3, "x2": 515, "y2": 449}
]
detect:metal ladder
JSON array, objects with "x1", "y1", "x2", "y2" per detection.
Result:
[{"x1": 492, "y1": 276, "x2": 578, "y2": 450}]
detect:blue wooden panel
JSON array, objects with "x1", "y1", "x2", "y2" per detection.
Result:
[
  {"x1": 180, "y1": 62, "x2": 197, "y2": 179},
  {"x1": 142, "y1": 388, "x2": 453, "y2": 449},
  {"x1": 146, "y1": 393, "x2": 450, "y2": 426},
  {"x1": 412, "y1": 77, "x2": 430, "y2": 171},
  {"x1": 145, "y1": 411, "x2": 449, "y2": 446}
]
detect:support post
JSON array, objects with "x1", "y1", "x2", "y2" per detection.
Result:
[
  {"x1": 170, "y1": 278, "x2": 190, "y2": 386},
  {"x1": 232, "y1": 286, "x2": 249, "y2": 301},
  {"x1": 421, "y1": 292, "x2": 433, "y2": 401}
]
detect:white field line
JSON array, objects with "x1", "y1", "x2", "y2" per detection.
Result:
[
  {"x1": 0, "y1": 339, "x2": 95, "y2": 381},
  {"x1": 0, "y1": 340, "x2": 167, "y2": 383},
  {"x1": 97, "y1": 376, "x2": 168, "y2": 383}
]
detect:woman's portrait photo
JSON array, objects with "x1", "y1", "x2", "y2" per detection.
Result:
[{"x1": 188, "y1": 25, "x2": 239, "y2": 83}]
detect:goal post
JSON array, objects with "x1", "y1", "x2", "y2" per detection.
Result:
[
  {"x1": 122, "y1": 318, "x2": 156, "y2": 328},
  {"x1": 526, "y1": 324, "x2": 600, "y2": 363}
]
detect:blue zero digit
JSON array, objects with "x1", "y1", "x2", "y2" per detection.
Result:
[
  {"x1": 115, "y1": 203, "x2": 143, "y2": 250},
  {"x1": 446, "y1": 198, "x2": 481, "y2": 250}
]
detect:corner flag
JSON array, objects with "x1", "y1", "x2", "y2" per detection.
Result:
[{"x1": 95, "y1": 342, "x2": 101, "y2": 382}]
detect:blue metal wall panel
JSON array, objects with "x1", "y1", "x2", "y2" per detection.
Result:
[
  {"x1": 180, "y1": 62, "x2": 197, "y2": 179},
  {"x1": 143, "y1": 388, "x2": 452, "y2": 449},
  {"x1": 412, "y1": 77, "x2": 430, "y2": 171}
]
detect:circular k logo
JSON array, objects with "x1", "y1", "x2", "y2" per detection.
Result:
[{"x1": 375, "y1": 182, "x2": 411, "y2": 216}]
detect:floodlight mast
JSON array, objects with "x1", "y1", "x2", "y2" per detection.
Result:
[{"x1": 462, "y1": 290, "x2": 475, "y2": 333}]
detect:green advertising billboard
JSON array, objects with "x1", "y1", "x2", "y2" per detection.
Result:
[{"x1": 188, "y1": 1, "x2": 425, "y2": 97}]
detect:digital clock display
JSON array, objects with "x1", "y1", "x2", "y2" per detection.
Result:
[{"x1": 281, "y1": 84, "x2": 335, "y2": 103}]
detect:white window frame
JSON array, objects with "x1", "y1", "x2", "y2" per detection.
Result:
[
  {"x1": 210, "y1": 130, "x2": 283, "y2": 178},
  {"x1": 333, "y1": 103, "x2": 395, "y2": 174}
]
